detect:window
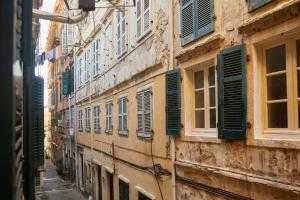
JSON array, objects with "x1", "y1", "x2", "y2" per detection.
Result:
[
  {"x1": 194, "y1": 66, "x2": 216, "y2": 129},
  {"x1": 71, "y1": 106, "x2": 75, "y2": 128},
  {"x1": 105, "y1": 101, "x2": 113, "y2": 133},
  {"x1": 85, "y1": 49, "x2": 90, "y2": 81},
  {"x1": 137, "y1": 87, "x2": 152, "y2": 139},
  {"x1": 94, "y1": 106, "x2": 100, "y2": 133},
  {"x1": 262, "y1": 39, "x2": 300, "y2": 131},
  {"x1": 78, "y1": 110, "x2": 83, "y2": 131},
  {"x1": 118, "y1": 96, "x2": 128, "y2": 135},
  {"x1": 248, "y1": 0, "x2": 273, "y2": 12},
  {"x1": 136, "y1": 0, "x2": 151, "y2": 41},
  {"x1": 107, "y1": 171, "x2": 114, "y2": 200},
  {"x1": 119, "y1": 179, "x2": 129, "y2": 200},
  {"x1": 85, "y1": 107, "x2": 91, "y2": 132},
  {"x1": 117, "y1": 0, "x2": 127, "y2": 57},
  {"x1": 180, "y1": 0, "x2": 214, "y2": 45}
]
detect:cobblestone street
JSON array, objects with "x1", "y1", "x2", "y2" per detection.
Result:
[{"x1": 36, "y1": 160, "x2": 86, "y2": 200}]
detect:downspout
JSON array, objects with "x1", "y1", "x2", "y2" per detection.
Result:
[
  {"x1": 32, "y1": 9, "x2": 88, "y2": 24},
  {"x1": 169, "y1": 0, "x2": 176, "y2": 200}
]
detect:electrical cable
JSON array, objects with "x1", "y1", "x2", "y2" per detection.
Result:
[{"x1": 150, "y1": 140, "x2": 164, "y2": 200}]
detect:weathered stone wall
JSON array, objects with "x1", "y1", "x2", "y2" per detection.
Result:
[{"x1": 175, "y1": 0, "x2": 300, "y2": 199}]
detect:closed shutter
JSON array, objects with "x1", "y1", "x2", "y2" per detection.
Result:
[
  {"x1": 144, "y1": 89, "x2": 152, "y2": 139},
  {"x1": 248, "y1": 0, "x2": 273, "y2": 12},
  {"x1": 137, "y1": 92, "x2": 144, "y2": 137},
  {"x1": 62, "y1": 71, "x2": 68, "y2": 96},
  {"x1": 166, "y1": 69, "x2": 181, "y2": 136},
  {"x1": 143, "y1": 0, "x2": 150, "y2": 33},
  {"x1": 136, "y1": 0, "x2": 142, "y2": 39},
  {"x1": 180, "y1": 0, "x2": 195, "y2": 45},
  {"x1": 195, "y1": 0, "x2": 214, "y2": 38},
  {"x1": 118, "y1": 99, "x2": 123, "y2": 131},
  {"x1": 217, "y1": 44, "x2": 247, "y2": 140}
]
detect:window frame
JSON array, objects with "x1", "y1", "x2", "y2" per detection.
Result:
[
  {"x1": 78, "y1": 110, "x2": 83, "y2": 132},
  {"x1": 261, "y1": 39, "x2": 299, "y2": 133},
  {"x1": 253, "y1": 34, "x2": 300, "y2": 143},
  {"x1": 118, "y1": 95, "x2": 129, "y2": 136},
  {"x1": 183, "y1": 59, "x2": 218, "y2": 138},
  {"x1": 105, "y1": 100, "x2": 113, "y2": 134}
]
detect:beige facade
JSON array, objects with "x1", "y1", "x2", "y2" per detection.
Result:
[{"x1": 74, "y1": 0, "x2": 173, "y2": 199}]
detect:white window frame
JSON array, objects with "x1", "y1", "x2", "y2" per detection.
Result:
[
  {"x1": 118, "y1": 95, "x2": 128, "y2": 135},
  {"x1": 135, "y1": 0, "x2": 151, "y2": 42},
  {"x1": 85, "y1": 107, "x2": 91, "y2": 132},
  {"x1": 136, "y1": 85, "x2": 153, "y2": 140},
  {"x1": 85, "y1": 48, "x2": 91, "y2": 82},
  {"x1": 94, "y1": 105, "x2": 101, "y2": 133},
  {"x1": 105, "y1": 100, "x2": 113, "y2": 133},
  {"x1": 183, "y1": 58, "x2": 219, "y2": 139},
  {"x1": 117, "y1": 0, "x2": 127, "y2": 57}
]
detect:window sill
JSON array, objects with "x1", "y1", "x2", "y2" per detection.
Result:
[
  {"x1": 136, "y1": 29, "x2": 152, "y2": 44},
  {"x1": 79, "y1": 129, "x2": 83, "y2": 132},
  {"x1": 118, "y1": 130, "x2": 128, "y2": 137},
  {"x1": 105, "y1": 130, "x2": 113, "y2": 134},
  {"x1": 248, "y1": 137, "x2": 300, "y2": 150},
  {"x1": 92, "y1": 74, "x2": 100, "y2": 80},
  {"x1": 182, "y1": 129, "x2": 222, "y2": 143},
  {"x1": 94, "y1": 128, "x2": 101, "y2": 134},
  {"x1": 85, "y1": 128, "x2": 91, "y2": 133}
]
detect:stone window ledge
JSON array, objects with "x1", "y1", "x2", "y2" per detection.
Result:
[
  {"x1": 175, "y1": 33, "x2": 225, "y2": 63},
  {"x1": 239, "y1": 0, "x2": 300, "y2": 36}
]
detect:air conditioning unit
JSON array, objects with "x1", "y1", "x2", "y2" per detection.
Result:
[{"x1": 79, "y1": 0, "x2": 95, "y2": 11}]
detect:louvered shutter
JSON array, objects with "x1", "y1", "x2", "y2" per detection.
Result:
[
  {"x1": 136, "y1": 0, "x2": 142, "y2": 39},
  {"x1": 92, "y1": 42, "x2": 96, "y2": 75},
  {"x1": 118, "y1": 99, "x2": 123, "y2": 131},
  {"x1": 96, "y1": 38, "x2": 100, "y2": 73},
  {"x1": 33, "y1": 76, "x2": 44, "y2": 168},
  {"x1": 180, "y1": 0, "x2": 195, "y2": 45},
  {"x1": 137, "y1": 92, "x2": 144, "y2": 137},
  {"x1": 69, "y1": 67, "x2": 74, "y2": 94},
  {"x1": 67, "y1": 24, "x2": 74, "y2": 52},
  {"x1": 144, "y1": 89, "x2": 152, "y2": 139},
  {"x1": 143, "y1": 0, "x2": 151, "y2": 33},
  {"x1": 121, "y1": 6, "x2": 126, "y2": 54},
  {"x1": 166, "y1": 69, "x2": 181, "y2": 136},
  {"x1": 195, "y1": 0, "x2": 214, "y2": 38},
  {"x1": 217, "y1": 44, "x2": 247, "y2": 140},
  {"x1": 62, "y1": 71, "x2": 69, "y2": 96},
  {"x1": 117, "y1": 11, "x2": 122, "y2": 56},
  {"x1": 248, "y1": 0, "x2": 272, "y2": 12}
]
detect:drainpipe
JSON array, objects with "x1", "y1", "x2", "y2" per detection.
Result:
[{"x1": 169, "y1": 0, "x2": 176, "y2": 199}]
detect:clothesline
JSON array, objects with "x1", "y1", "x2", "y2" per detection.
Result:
[{"x1": 37, "y1": 44, "x2": 62, "y2": 66}]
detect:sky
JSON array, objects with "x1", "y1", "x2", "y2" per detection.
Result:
[{"x1": 36, "y1": 0, "x2": 56, "y2": 106}]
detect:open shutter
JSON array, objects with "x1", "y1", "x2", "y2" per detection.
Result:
[
  {"x1": 33, "y1": 76, "x2": 44, "y2": 168},
  {"x1": 144, "y1": 88, "x2": 152, "y2": 139},
  {"x1": 136, "y1": 0, "x2": 142, "y2": 39},
  {"x1": 166, "y1": 69, "x2": 181, "y2": 136},
  {"x1": 143, "y1": 0, "x2": 151, "y2": 33},
  {"x1": 137, "y1": 92, "x2": 144, "y2": 137},
  {"x1": 67, "y1": 24, "x2": 74, "y2": 52},
  {"x1": 96, "y1": 37, "x2": 101, "y2": 74},
  {"x1": 118, "y1": 99, "x2": 123, "y2": 131},
  {"x1": 180, "y1": 0, "x2": 195, "y2": 45},
  {"x1": 69, "y1": 67, "x2": 74, "y2": 94},
  {"x1": 248, "y1": 0, "x2": 273, "y2": 12},
  {"x1": 218, "y1": 44, "x2": 247, "y2": 140},
  {"x1": 121, "y1": 5, "x2": 127, "y2": 54},
  {"x1": 195, "y1": 0, "x2": 214, "y2": 38}
]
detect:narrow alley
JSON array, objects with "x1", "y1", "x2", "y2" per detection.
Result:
[{"x1": 36, "y1": 160, "x2": 86, "y2": 200}]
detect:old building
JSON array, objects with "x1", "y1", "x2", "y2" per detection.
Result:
[
  {"x1": 73, "y1": 0, "x2": 173, "y2": 199},
  {"x1": 174, "y1": 0, "x2": 300, "y2": 199}
]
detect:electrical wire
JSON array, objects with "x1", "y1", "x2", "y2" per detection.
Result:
[{"x1": 150, "y1": 140, "x2": 164, "y2": 200}]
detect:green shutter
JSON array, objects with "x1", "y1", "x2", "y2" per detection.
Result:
[
  {"x1": 119, "y1": 179, "x2": 129, "y2": 200},
  {"x1": 62, "y1": 71, "x2": 69, "y2": 96},
  {"x1": 180, "y1": 0, "x2": 195, "y2": 45},
  {"x1": 217, "y1": 44, "x2": 247, "y2": 140},
  {"x1": 166, "y1": 69, "x2": 181, "y2": 136},
  {"x1": 195, "y1": 0, "x2": 214, "y2": 38},
  {"x1": 32, "y1": 76, "x2": 44, "y2": 168},
  {"x1": 248, "y1": 0, "x2": 273, "y2": 12},
  {"x1": 181, "y1": 0, "x2": 214, "y2": 45}
]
